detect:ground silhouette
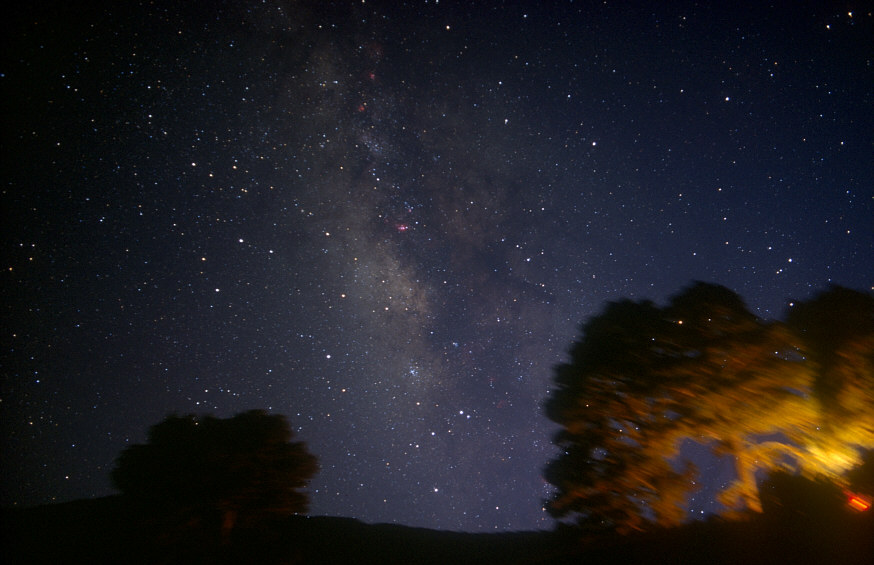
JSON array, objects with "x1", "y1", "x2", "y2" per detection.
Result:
[{"x1": 4, "y1": 495, "x2": 872, "y2": 564}]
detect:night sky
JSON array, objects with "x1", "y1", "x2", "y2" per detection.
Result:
[{"x1": 2, "y1": 1, "x2": 872, "y2": 532}]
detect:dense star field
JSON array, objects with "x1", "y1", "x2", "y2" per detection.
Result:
[{"x1": 2, "y1": 1, "x2": 872, "y2": 531}]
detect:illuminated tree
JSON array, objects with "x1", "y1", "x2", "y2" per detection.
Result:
[
  {"x1": 660, "y1": 286, "x2": 814, "y2": 514},
  {"x1": 787, "y1": 286, "x2": 874, "y2": 480},
  {"x1": 112, "y1": 410, "x2": 318, "y2": 539},
  {"x1": 544, "y1": 295, "x2": 692, "y2": 532},
  {"x1": 545, "y1": 283, "x2": 874, "y2": 532},
  {"x1": 544, "y1": 283, "x2": 809, "y2": 531}
]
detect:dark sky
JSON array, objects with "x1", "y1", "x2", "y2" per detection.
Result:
[{"x1": 2, "y1": 1, "x2": 872, "y2": 531}]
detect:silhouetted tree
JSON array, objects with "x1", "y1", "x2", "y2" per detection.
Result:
[
  {"x1": 759, "y1": 469, "x2": 844, "y2": 520},
  {"x1": 544, "y1": 283, "x2": 874, "y2": 533},
  {"x1": 845, "y1": 450, "x2": 874, "y2": 493},
  {"x1": 112, "y1": 410, "x2": 317, "y2": 541}
]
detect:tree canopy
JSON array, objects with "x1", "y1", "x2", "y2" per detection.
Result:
[
  {"x1": 112, "y1": 410, "x2": 318, "y2": 537},
  {"x1": 544, "y1": 282, "x2": 874, "y2": 533}
]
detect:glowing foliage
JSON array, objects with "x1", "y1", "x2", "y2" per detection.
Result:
[
  {"x1": 544, "y1": 283, "x2": 874, "y2": 532},
  {"x1": 787, "y1": 287, "x2": 874, "y2": 481}
]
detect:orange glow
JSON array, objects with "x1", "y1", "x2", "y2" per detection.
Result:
[{"x1": 847, "y1": 494, "x2": 871, "y2": 512}]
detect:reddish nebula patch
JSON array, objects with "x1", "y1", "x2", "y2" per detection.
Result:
[{"x1": 395, "y1": 223, "x2": 410, "y2": 232}]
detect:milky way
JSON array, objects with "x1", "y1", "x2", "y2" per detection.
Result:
[{"x1": 2, "y1": 2, "x2": 872, "y2": 531}]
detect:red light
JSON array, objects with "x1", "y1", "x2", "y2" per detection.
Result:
[{"x1": 847, "y1": 494, "x2": 871, "y2": 512}]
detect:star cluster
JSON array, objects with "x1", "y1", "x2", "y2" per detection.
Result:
[{"x1": 2, "y1": 2, "x2": 871, "y2": 531}]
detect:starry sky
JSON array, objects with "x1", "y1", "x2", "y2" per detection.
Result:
[{"x1": 2, "y1": 1, "x2": 872, "y2": 532}]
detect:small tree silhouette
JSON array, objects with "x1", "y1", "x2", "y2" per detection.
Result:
[{"x1": 112, "y1": 410, "x2": 317, "y2": 540}]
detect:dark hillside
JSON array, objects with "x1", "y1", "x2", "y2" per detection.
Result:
[{"x1": 3, "y1": 497, "x2": 872, "y2": 564}]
